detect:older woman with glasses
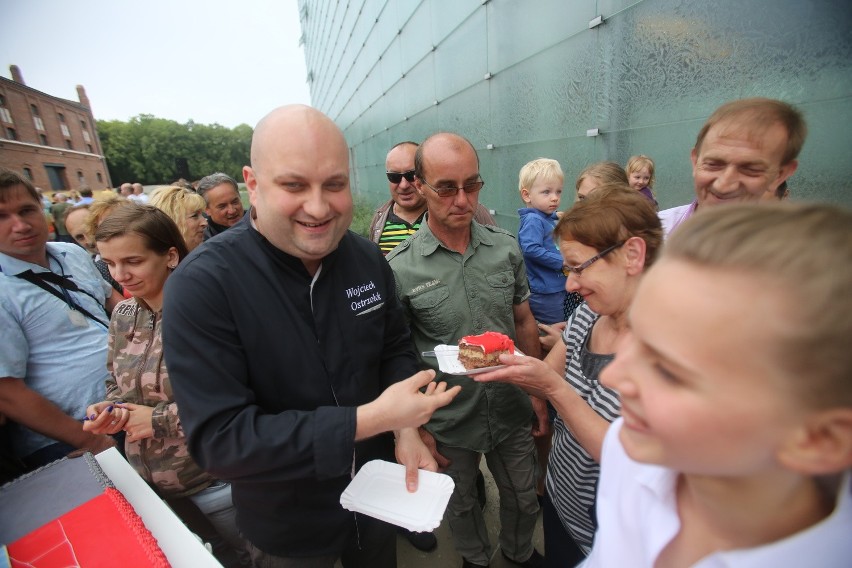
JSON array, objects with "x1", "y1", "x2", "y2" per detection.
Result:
[{"x1": 475, "y1": 184, "x2": 663, "y2": 568}]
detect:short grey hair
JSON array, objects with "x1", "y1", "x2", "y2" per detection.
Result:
[{"x1": 197, "y1": 172, "x2": 239, "y2": 203}]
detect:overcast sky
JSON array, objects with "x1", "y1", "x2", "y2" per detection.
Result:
[{"x1": 1, "y1": 0, "x2": 312, "y2": 129}]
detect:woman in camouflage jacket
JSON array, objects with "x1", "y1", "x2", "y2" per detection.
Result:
[{"x1": 82, "y1": 203, "x2": 247, "y2": 566}]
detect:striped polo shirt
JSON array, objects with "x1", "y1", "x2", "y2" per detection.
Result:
[{"x1": 377, "y1": 208, "x2": 425, "y2": 255}]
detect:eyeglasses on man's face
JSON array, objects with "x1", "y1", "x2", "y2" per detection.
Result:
[
  {"x1": 419, "y1": 176, "x2": 485, "y2": 198},
  {"x1": 561, "y1": 241, "x2": 625, "y2": 277},
  {"x1": 386, "y1": 170, "x2": 416, "y2": 184}
]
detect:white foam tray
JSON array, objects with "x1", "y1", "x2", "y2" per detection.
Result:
[{"x1": 340, "y1": 460, "x2": 454, "y2": 532}]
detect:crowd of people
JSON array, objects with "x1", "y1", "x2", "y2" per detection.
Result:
[{"x1": 1, "y1": 96, "x2": 849, "y2": 568}]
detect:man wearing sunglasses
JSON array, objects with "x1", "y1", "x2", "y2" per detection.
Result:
[
  {"x1": 387, "y1": 133, "x2": 546, "y2": 568},
  {"x1": 369, "y1": 141, "x2": 495, "y2": 255}
]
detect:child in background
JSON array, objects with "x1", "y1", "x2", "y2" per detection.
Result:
[
  {"x1": 625, "y1": 155, "x2": 658, "y2": 209},
  {"x1": 586, "y1": 203, "x2": 852, "y2": 567},
  {"x1": 517, "y1": 158, "x2": 567, "y2": 325}
]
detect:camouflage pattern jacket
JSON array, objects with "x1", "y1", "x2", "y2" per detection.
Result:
[{"x1": 106, "y1": 298, "x2": 213, "y2": 498}]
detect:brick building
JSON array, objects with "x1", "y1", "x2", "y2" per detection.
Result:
[{"x1": 0, "y1": 65, "x2": 112, "y2": 192}]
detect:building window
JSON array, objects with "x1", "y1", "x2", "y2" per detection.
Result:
[
  {"x1": 58, "y1": 112, "x2": 71, "y2": 137},
  {"x1": 5, "y1": 127, "x2": 16, "y2": 140},
  {"x1": 77, "y1": 171, "x2": 85, "y2": 184},
  {"x1": 31, "y1": 104, "x2": 44, "y2": 131},
  {"x1": 65, "y1": 139, "x2": 73, "y2": 149},
  {"x1": 80, "y1": 119, "x2": 92, "y2": 142},
  {"x1": 0, "y1": 95, "x2": 11, "y2": 124},
  {"x1": 87, "y1": 144, "x2": 93, "y2": 153},
  {"x1": 39, "y1": 133, "x2": 48, "y2": 145},
  {"x1": 23, "y1": 167, "x2": 33, "y2": 180},
  {"x1": 96, "y1": 172, "x2": 103, "y2": 183}
]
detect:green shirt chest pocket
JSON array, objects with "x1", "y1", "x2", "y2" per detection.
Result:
[
  {"x1": 485, "y1": 269, "x2": 515, "y2": 310},
  {"x1": 409, "y1": 284, "x2": 461, "y2": 340}
]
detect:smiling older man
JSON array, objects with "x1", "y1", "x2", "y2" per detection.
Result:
[
  {"x1": 659, "y1": 98, "x2": 806, "y2": 236},
  {"x1": 197, "y1": 172, "x2": 246, "y2": 241}
]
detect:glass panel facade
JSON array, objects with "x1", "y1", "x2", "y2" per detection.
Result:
[
  {"x1": 434, "y1": 10, "x2": 488, "y2": 101},
  {"x1": 299, "y1": 0, "x2": 852, "y2": 224}
]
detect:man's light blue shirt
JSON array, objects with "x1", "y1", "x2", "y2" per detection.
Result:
[{"x1": 0, "y1": 242, "x2": 111, "y2": 457}]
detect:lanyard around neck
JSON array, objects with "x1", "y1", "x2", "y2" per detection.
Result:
[{"x1": 15, "y1": 251, "x2": 110, "y2": 328}]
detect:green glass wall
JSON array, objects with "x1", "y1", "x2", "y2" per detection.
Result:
[{"x1": 298, "y1": 0, "x2": 852, "y2": 232}]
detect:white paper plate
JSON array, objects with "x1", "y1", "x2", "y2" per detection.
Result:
[
  {"x1": 433, "y1": 344, "x2": 523, "y2": 376},
  {"x1": 340, "y1": 460, "x2": 454, "y2": 532}
]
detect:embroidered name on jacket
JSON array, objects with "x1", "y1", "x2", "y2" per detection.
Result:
[
  {"x1": 408, "y1": 279, "x2": 441, "y2": 296},
  {"x1": 345, "y1": 280, "x2": 383, "y2": 314}
]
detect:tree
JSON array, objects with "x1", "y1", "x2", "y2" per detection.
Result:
[{"x1": 97, "y1": 115, "x2": 252, "y2": 186}]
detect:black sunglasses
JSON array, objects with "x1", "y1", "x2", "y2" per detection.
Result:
[{"x1": 386, "y1": 170, "x2": 416, "y2": 184}]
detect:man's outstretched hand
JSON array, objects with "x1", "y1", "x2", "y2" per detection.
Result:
[{"x1": 356, "y1": 370, "x2": 461, "y2": 441}]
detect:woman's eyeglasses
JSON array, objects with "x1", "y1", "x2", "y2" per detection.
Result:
[
  {"x1": 386, "y1": 170, "x2": 416, "y2": 184},
  {"x1": 561, "y1": 241, "x2": 625, "y2": 276}
]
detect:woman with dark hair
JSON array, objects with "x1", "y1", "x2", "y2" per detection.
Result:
[
  {"x1": 82, "y1": 203, "x2": 247, "y2": 566},
  {"x1": 476, "y1": 184, "x2": 663, "y2": 567}
]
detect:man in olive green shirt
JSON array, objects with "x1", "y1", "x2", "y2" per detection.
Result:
[{"x1": 387, "y1": 132, "x2": 546, "y2": 568}]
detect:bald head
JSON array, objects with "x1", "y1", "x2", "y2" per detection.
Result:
[
  {"x1": 415, "y1": 133, "x2": 479, "y2": 181},
  {"x1": 386, "y1": 141, "x2": 418, "y2": 164},
  {"x1": 250, "y1": 105, "x2": 348, "y2": 173},
  {"x1": 64, "y1": 206, "x2": 95, "y2": 253},
  {"x1": 243, "y1": 105, "x2": 353, "y2": 274},
  {"x1": 412, "y1": 132, "x2": 482, "y2": 239}
]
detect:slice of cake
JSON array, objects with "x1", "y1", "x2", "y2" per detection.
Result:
[{"x1": 458, "y1": 331, "x2": 515, "y2": 370}]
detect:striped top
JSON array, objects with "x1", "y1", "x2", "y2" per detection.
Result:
[
  {"x1": 377, "y1": 209, "x2": 425, "y2": 255},
  {"x1": 545, "y1": 302, "x2": 620, "y2": 553}
]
